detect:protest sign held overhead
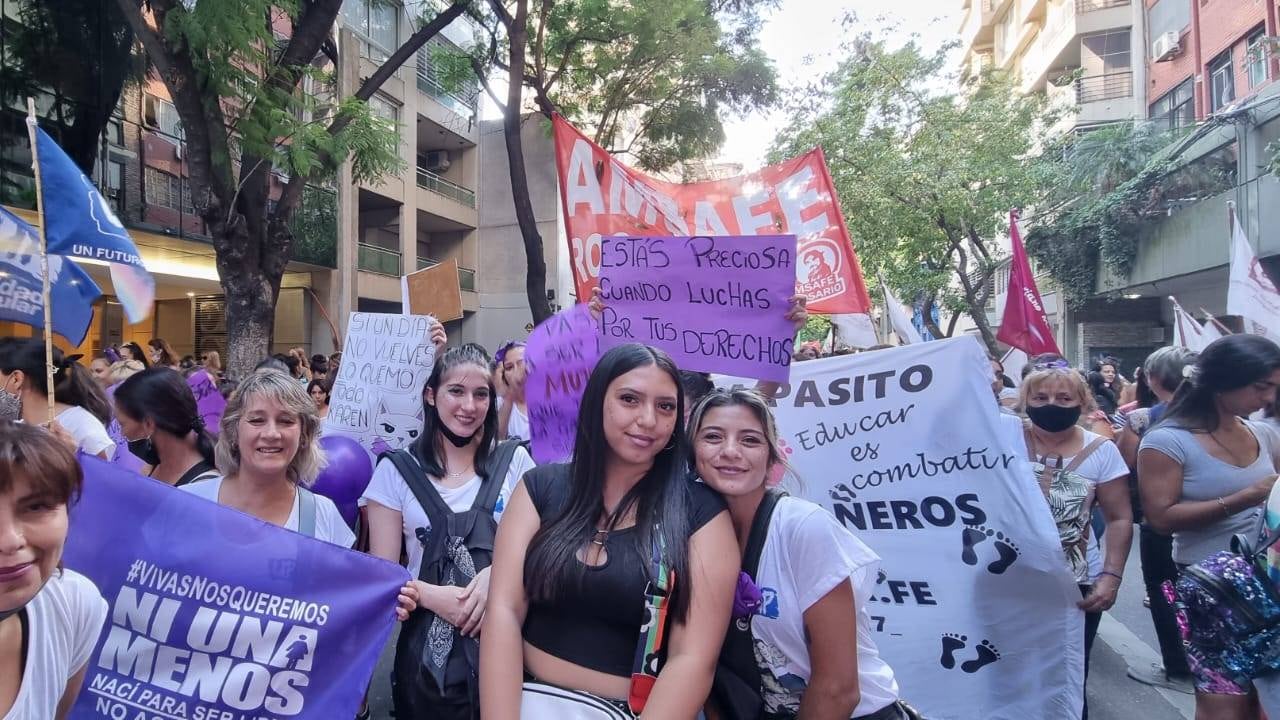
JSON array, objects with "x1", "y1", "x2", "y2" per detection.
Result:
[
  {"x1": 524, "y1": 303, "x2": 602, "y2": 464},
  {"x1": 402, "y1": 259, "x2": 464, "y2": 322},
  {"x1": 552, "y1": 114, "x2": 872, "y2": 324},
  {"x1": 186, "y1": 368, "x2": 227, "y2": 435},
  {"x1": 598, "y1": 234, "x2": 797, "y2": 381},
  {"x1": 717, "y1": 338, "x2": 1083, "y2": 720},
  {"x1": 323, "y1": 312, "x2": 436, "y2": 460},
  {"x1": 63, "y1": 457, "x2": 409, "y2": 720}
]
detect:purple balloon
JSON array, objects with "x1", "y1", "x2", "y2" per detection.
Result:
[{"x1": 312, "y1": 435, "x2": 374, "y2": 528}]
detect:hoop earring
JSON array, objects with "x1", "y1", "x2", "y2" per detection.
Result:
[{"x1": 663, "y1": 437, "x2": 677, "y2": 451}]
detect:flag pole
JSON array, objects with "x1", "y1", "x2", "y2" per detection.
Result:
[
  {"x1": 24, "y1": 98, "x2": 55, "y2": 426},
  {"x1": 1199, "y1": 307, "x2": 1234, "y2": 336}
]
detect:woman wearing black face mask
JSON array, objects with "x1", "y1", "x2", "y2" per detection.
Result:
[
  {"x1": 114, "y1": 368, "x2": 219, "y2": 486},
  {"x1": 1020, "y1": 365, "x2": 1132, "y2": 720},
  {"x1": 362, "y1": 346, "x2": 534, "y2": 719}
]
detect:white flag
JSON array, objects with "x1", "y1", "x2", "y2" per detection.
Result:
[
  {"x1": 831, "y1": 312, "x2": 880, "y2": 349},
  {"x1": 1227, "y1": 210, "x2": 1280, "y2": 337},
  {"x1": 879, "y1": 274, "x2": 923, "y2": 344},
  {"x1": 1200, "y1": 318, "x2": 1224, "y2": 343},
  {"x1": 1170, "y1": 296, "x2": 1209, "y2": 352},
  {"x1": 1001, "y1": 347, "x2": 1027, "y2": 387}
]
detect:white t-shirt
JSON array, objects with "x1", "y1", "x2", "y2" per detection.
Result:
[
  {"x1": 57, "y1": 406, "x2": 114, "y2": 458},
  {"x1": 497, "y1": 397, "x2": 531, "y2": 441},
  {"x1": 361, "y1": 446, "x2": 536, "y2": 574},
  {"x1": 4, "y1": 569, "x2": 107, "y2": 720},
  {"x1": 180, "y1": 477, "x2": 356, "y2": 548},
  {"x1": 750, "y1": 496, "x2": 899, "y2": 717},
  {"x1": 1028, "y1": 429, "x2": 1128, "y2": 583}
]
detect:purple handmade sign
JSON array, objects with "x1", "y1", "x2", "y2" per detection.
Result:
[
  {"x1": 187, "y1": 369, "x2": 226, "y2": 435},
  {"x1": 598, "y1": 235, "x2": 798, "y2": 381},
  {"x1": 104, "y1": 381, "x2": 145, "y2": 473},
  {"x1": 525, "y1": 303, "x2": 602, "y2": 464},
  {"x1": 64, "y1": 456, "x2": 409, "y2": 719}
]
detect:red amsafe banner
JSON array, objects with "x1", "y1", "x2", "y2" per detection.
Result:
[{"x1": 552, "y1": 115, "x2": 872, "y2": 315}]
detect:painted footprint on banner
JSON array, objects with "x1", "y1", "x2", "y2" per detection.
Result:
[
  {"x1": 939, "y1": 633, "x2": 967, "y2": 670},
  {"x1": 960, "y1": 526, "x2": 989, "y2": 566},
  {"x1": 829, "y1": 483, "x2": 856, "y2": 503},
  {"x1": 988, "y1": 533, "x2": 1020, "y2": 575},
  {"x1": 960, "y1": 639, "x2": 1002, "y2": 674}
]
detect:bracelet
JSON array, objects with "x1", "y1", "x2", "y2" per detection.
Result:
[
  {"x1": 1099, "y1": 570, "x2": 1123, "y2": 582},
  {"x1": 1218, "y1": 496, "x2": 1231, "y2": 518}
]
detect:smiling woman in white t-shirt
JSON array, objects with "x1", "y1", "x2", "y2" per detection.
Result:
[
  {"x1": 0, "y1": 421, "x2": 108, "y2": 720},
  {"x1": 180, "y1": 369, "x2": 353, "y2": 548},
  {"x1": 688, "y1": 388, "x2": 908, "y2": 720}
]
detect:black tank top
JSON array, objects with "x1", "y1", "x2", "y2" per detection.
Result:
[{"x1": 521, "y1": 464, "x2": 726, "y2": 677}]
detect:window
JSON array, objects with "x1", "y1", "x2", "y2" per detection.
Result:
[
  {"x1": 144, "y1": 168, "x2": 194, "y2": 213},
  {"x1": 1209, "y1": 51, "x2": 1235, "y2": 111},
  {"x1": 142, "y1": 95, "x2": 184, "y2": 140},
  {"x1": 1081, "y1": 30, "x2": 1131, "y2": 75},
  {"x1": 1247, "y1": 28, "x2": 1268, "y2": 88},
  {"x1": 106, "y1": 117, "x2": 124, "y2": 146},
  {"x1": 341, "y1": 0, "x2": 399, "y2": 54},
  {"x1": 369, "y1": 94, "x2": 400, "y2": 137},
  {"x1": 994, "y1": 8, "x2": 1016, "y2": 63},
  {"x1": 1149, "y1": 77, "x2": 1195, "y2": 131},
  {"x1": 104, "y1": 160, "x2": 125, "y2": 215}
]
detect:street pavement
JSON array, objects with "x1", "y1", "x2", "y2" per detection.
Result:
[{"x1": 364, "y1": 530, "x2": 1195, "y2": 719}]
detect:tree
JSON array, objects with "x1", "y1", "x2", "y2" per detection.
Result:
[
  {"x1": 466, "y1": 0, "x2": 778, "y2": 323},
  {"x1": 0, "y1": 0, "x2": 140, "y2": 174},
  {"x1": 113, "y1": 0, "x2": 471, "y2": 377},
  {"x1": 771, "y1": 31, "x2": 1060, "y2": 353}
]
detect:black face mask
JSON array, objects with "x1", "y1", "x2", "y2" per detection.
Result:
[
  {"x1": 432, "y1": 405, "x2": 478, "y2": 448},
  {"x1": 1026, "y1": 404, "x2": 1082, "y2": 433},
  {"x1": 128, "y1": 435, "x2": 161, "y2": 466}
]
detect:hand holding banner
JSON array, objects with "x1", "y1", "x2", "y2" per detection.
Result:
[
  {"x1": 63, "y1": 457, "x2": 409, "y2": 719},
  {"x1": 598, "y1": 234, "x2": 797, "y2": 381},
  {"x1": 525, "y1": 303, "x2": 602, "y2": 464}
]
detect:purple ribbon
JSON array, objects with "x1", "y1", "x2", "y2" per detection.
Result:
[{"x1": 732, "y1": 571, "x2": 763, "y2": 620}]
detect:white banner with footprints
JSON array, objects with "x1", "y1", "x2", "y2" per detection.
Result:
[{"x1": 718, "y1": 338, "x2": 1083, "y2": 719}]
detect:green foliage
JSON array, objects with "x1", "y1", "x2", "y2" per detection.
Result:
[
  {"x1": 770, "y1": 29, "x2": 1061, "y2": 345},
  {"x1": 797, "y1": 315, "x2": 832, "y2": 344},
  {"x1": 290, "y1": 186, "x2": 339, "y2": 267}
]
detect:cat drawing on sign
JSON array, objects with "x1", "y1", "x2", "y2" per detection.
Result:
[{"x1": 369, "y1": 396, "x2": 423, "y2": 456}]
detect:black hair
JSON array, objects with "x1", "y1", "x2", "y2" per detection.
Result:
[
  {"x1": 1134, "y1": 367, "x2": 1158, "y2": 409},
  {"x1": 461, "y1": 342, "x2": 491, "y2": 364},
  {"x1": 273, "y1": 353, "x2": 301, "y2": 377},
  {"x1": 0, "y1": 338, "x2": 111, "y2": 424},
  {"x1": 122, "y1": 341, "x2": 150, "y2": 368},
  {"x1": 1087, "y1": 370, "x2": 1118, "y2": 414},
  {"x1": 306, "y1": 378, "x2": 329, "y2": 405},
  {"x1": 678, "y1": 370, "x2": 714, "y2": 409},
  {"x1": 413, "y1": 345, "x2": 499, "y2": 480},
  {"x1": 180, "y1": 355, "x2": 196, "y2": 370},
  {"x1": 524, "y1": 343, "x2": 695, "y2": 622},
  {"x1": 115, "y1": 368, "x2": 217, "y2": 468},
  {"x1": 1163, "y1": 335, "x2": 1280, "y2": 432},
  {"x1": 309, "y1": 354, "x2": 329, "y2": 375},
  {"x1": 255, "y1": 356, "x2": 290, "y2": 374}
]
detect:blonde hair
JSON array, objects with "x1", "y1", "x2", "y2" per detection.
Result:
[
  {"x1": 215, "y1": 369, "x2": 327, "y2": 485},
  {"x1": 107, "y1": 359, "x2": 145, "y2": 384},
  {"x1": 203, "y1": 350, "x2": 222, "y2": 374},
  {"x1": 1019, "y1": 367, "x2": 1097, "y2": 414}
]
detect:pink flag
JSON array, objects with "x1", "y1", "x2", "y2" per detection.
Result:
[{"x1": 997, "y1": 211, "x2": 1061, "y2": 356}]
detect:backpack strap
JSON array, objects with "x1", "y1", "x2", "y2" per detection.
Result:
[
  {"x1": 296, "y1": 486, "x2": 317, "y2": 539},
  {"x1": 744, "y1": 489, "x2": 786, "y2": 578},
  {"x1": 474, "y1": 440, "x2": 521, "y2": 513},
  {"x1": 1064, "y1": 436, "x2": 1109, "y2": 473},
  {"x1": 384, "y1": 449, "x2": 453, "y2": 580},
  {"x1": 629, "y1": 526, "x2": 674, "y2": 716}
]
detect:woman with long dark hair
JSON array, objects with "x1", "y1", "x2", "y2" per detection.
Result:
[
  {"x1": 481, "y1": 343, "x2": 738, "y2": 719},
  {"x1": 147, "y1": 338, "x2": 180, "y2": 370},
  {"x1": 689, "y1": 388, "x2": 909, "y2": 719},
  {"x1": 0, "y1": 421, "x2": 107, "y2": 718},
  {"x1": 307, "y1": 379, "x2": 329, "y2": 419},
  {"x1": 0, "y1": 339, "x2": 114, "y2": 459},
  {"x1": 114, "y1": 368, "x2": 219, "y2": 486},
  {"x1": 119, "y1": 342, "x2": 149, "y2": 368},
  {"x1": 363, "y1": 346, "x2": 534, "y2": 719},
  {"x1": 1140, "y1": 335, "x2": 1280, "y2": 718}
]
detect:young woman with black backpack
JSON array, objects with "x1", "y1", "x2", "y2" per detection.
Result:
[
  {"x1": 362, "y1": 345, "x2": 534, "y2": 720},
  {"x1": 688, "y1": 387, "x2": 912, "y2": 720}
]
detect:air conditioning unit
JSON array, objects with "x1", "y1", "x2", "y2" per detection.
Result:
[
  {"x1": 1152, "y1": 32, "x2": 1181, "y2": 63},
  {"x1": 422, "y1": 150, "x2": 450, "y2": 171}
]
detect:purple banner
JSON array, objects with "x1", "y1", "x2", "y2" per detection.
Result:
[
  {"x1": 187, "y1": 369, "x2": 226, "y2": 435},
  {"x1": 525, "y1": 304, "x2": 602, "y2": 464},
  {"x1": 598, "y1": 235, "x2": 798, "y2": 381},
  {"x1": 64, "y1": 456, "x2": 409, "y2": 719},
  {"x1": 104, "y1": 381, "x2": 146, "y2": 474}
]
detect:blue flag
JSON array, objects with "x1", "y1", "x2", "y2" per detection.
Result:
[
  {"x1": 0, "y1": 207, "x2": 101, "y2": 345},
  {"x1": 35, "y1": 126, "x2": 154, "y2": 323}
]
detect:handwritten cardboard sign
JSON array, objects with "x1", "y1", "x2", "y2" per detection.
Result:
[
  {"x1": 525, "y1": 304, "x2": 602, "y2": 464},
  {"x1": 186, "y1": 369, "x2": 226, "y2": 435},
  {"x1": 403, "y1": 260, "x2": 464, "y2": 322},
  {"x1": 598, "y1": 235, "x2": 797, "y2": 381},
  {"x1": 323, "y1": 313, "x2": 436, "y2": 461}
]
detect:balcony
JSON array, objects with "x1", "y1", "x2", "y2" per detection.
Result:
[
  {"x1": 1075, "y1": 71, "x2": 1132, "y2": 103},
  {"x1": 416, "y1": 168, "x2": 476, "y2": 208},
  {"x1": 417, "y1": 70, "x2": 477, "y2": 122},
  {"x1": 961, "y1": 0, "x2": 997, "y2": 52},
  {"x1": 358, "y1": 243, "x2": 402, "y2": 276},
  {"x1": 1076, "y1": 0, "x2": 1126, "y2": 11},
  {"x1": 416, "y1": 256, "x2": 477, "y2": 291}
]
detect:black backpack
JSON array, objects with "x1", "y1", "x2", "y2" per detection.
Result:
[
  {"x1": 710, "y1": 488, "x2": 786, "y2": 720},
  {"x1": 387, "y1": 439, "x2": 523, "y2": 718}
]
